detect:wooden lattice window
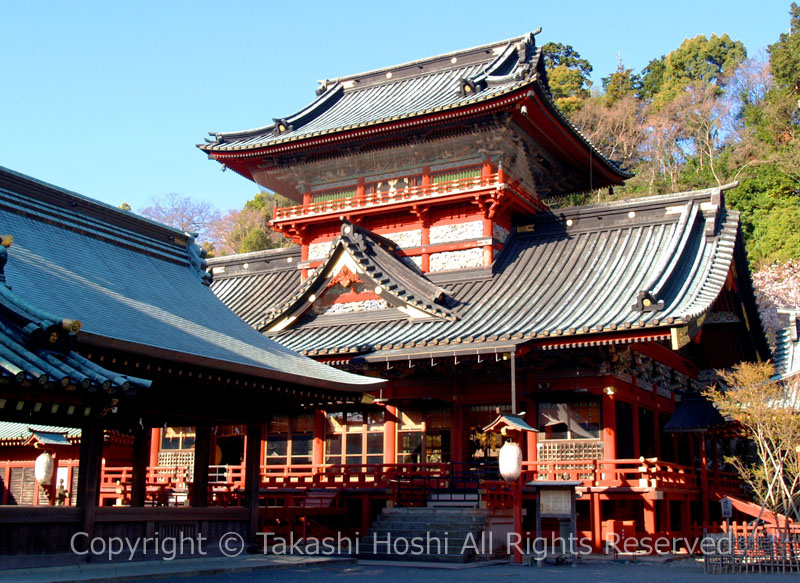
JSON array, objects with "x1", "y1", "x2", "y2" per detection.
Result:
[
  {"x1": 325, "y1": 409, "x2": 384, "y2": 467},
  {"x1": 161, "y1": 427, "x2": 196, "y2": 451},
  {"x1": 8, "y1": 467, "x2": 35, "y2": 505},
  {"x1": 397, "y1": 407, "x2": 451, "y2": 463},
  {"x1": 537, "y1": 401, "x2": 600, "y2": 440},
  {"x1": 312, "y1": 189, "x2": 356, "y2": 203},
  {"x1": 266, "y1": 414, "x2": 314, "y2": 466},
  {"x1": 431, "y1": 167, "x2": 480, "y2": 184},
  {"x1": 537, "y1": 440, "x2": 603, "y2": 462},
  {"x1": 157, "y1": 450, "x2": 195, "y2": 472}
]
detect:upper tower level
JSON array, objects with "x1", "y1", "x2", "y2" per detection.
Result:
[{"x1": 199, "y1": 32, "x2": 630, "y2": 274}]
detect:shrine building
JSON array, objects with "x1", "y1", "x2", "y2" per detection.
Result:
[
  {"x1": 0, "y1": 166, "x2": 380, "y2": 561},
  {"x1": 199, "y1": 31, "x2": 771, "y2": 555}
]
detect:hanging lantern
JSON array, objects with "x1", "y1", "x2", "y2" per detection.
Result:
[
  {"x1": 35, "y1": 452, "x2": 55, "y2": 485},
  {"x1": 499, "y1": 440, "x2": 522, "y2": 482}
]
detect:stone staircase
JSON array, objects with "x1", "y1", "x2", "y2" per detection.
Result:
[{"x1": 359, "y1": 506, "x2": 489, "y2": 562}]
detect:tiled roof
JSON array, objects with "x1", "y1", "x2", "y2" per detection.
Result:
[
  {"x1": 771, "y1": 313, "x2": 800, "y2": 410},
  {"x1": 663, "y1": 394, "x2": 727, "y2": 432},
  {"x1": 198, "y1": 33, "x2": 629, "y2": 180},
  {"x1": 0, "y1": 239, "x2": 149, "y2": 393},
  {"x1": 0, "y1": 166, "x2": 382, "y2": 391},
  {"x1": 209, "y1": 247, "x2": 302, "y2": 328},
  {"x1": 212, "y1": 185, "x2": 750, "y2": 362},
  {"x1": 773, "y1": 312, "x2": 800, "y2": 381},
  {"x1": 0, "y1": 421, "x2": 80, "y2": 445},
  {"x1": 257, "y1": 222, "x2": 454, "y2": 332}
]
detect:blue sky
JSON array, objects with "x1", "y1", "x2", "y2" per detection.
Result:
[{"x1": 0, "y1": 1, "x2": 792, "y2": 214}]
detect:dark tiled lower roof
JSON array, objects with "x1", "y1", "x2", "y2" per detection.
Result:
[
  {"x1": 255, "y1": 222, "x2": 454, "y2": 332},
  {"x1": 210, "y1": 248, "x2": 302, "y2": 328},
  {"x1": 0, "y1": 167, "x2": 381, "y2": 391},
  {"x1": 773, "y1": 312, "x2": 800, "y2": 381},
  {"x1": 213, "y1": 185, "x2": 752, "y2": 363},
  {"x1": 663, "y1": 394, "x2": 726, "y2": 432},
  {"x1": 0, "y1": 250, "x2": 149, "y2": 393}
]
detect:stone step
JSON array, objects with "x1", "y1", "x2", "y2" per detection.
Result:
[
  {"x1": 361, "y1": 505, "x2": 489, "y2": 563},
  {"x1": 381, "y1": 507, "x2": 486, "y2": 516},
  {"x1": 364, "y1": 528, "x2": 475, "y2": 539},
  {"x1": 373, "y1": 521, "x2": 485, "y2": 530},
  {"x1": 358, "y1": 551, "x2": 473, "y2": 563}
]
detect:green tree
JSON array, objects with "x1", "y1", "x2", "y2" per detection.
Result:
[
  {"x1": 768, "y1": 2, "x2": 800, "y2": 92},
  {"x1": 207, "y1": 191, "x2": 294, "y2": 255},
  {"x1": 541, "y1": 42, "x2": 593, "y2": 114},
  {"x1": 602, "y1": 62, "x2": 639, "y2": 105},
  {"x1": 638, "y1": 57, "x2": 666, "y2": 101},
  {"x1": 650, "y1": 34, "x2": 746, "y2": 107}
]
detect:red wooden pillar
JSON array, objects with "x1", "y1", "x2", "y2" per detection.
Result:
[
  {"x1": 131, "y1": 427, "x2": 151, "y2": 507},
  {"x1": 699, "y1": 434, "x2": 709, "y2": 524},
  {"x1": 591, "y1": 492, "x2": 602, "y2": 553},
  {"x1": 482, "y1": 215, "x2": 493, "y2": 267},
  {"x1": 524, "y1": 404, "x2": 537, "y2": 465},
  {"x1": 512, "y1": 477, "x2": 523, "y2": 564},
  {"x1": 663, "y1": 494, "x2": 672, "y2": 534},
  {"x1": 481, "y1": 159, "x2": 493, "y2": 185},
  {"x1": 244, "y1": 423, "x2": 262, "y2": 544},
  {"x1": 451, "y1": 403, "x2": 463, "y2": 462},
  {"x1": 356, "y1": 177, "x2": 365, "y2": 205},
  {"x1": 2, "y1": 464, "x2": 10, "y2": 504},
  {"x1": 681, "y1": 495, "x2": 692, "y2": 539},
  {"x1": 259, "y1": 428, "x2": 267, "y2": 479},
  {"x1": 602, "y1": 392, "x2": 617, "y2": 460},
  {"x1": 632, "y1": 403, "x2": 640, "y2": 459},
  {"x1": 77, "y1": 420, "x2": 104, "y2": 549},
  {"x1": 712, "y1": 437, "x2": 720, "y2": 492},
  {"x1": 419, "y1": 194, "x2": 431, "y2": 273},
  {"x1": 149, "y1": 428, "x2": 160, "y2": 470},
  {"x1": 643, "y1": 495, "x2": 657, "y2": 539},
  {"x1": 383, "y1": 405, "x2": 397, "y2": 465},
  {"x1": 192, "y1": 426, "x2": 211, "y2": 507},
  {"x1": 312, "y1": 409, "x2": 326, "y2": 471}
]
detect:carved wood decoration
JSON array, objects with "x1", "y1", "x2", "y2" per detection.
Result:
[{"x1": 327, "y1": 265, "x2": 363, "y2": 290}]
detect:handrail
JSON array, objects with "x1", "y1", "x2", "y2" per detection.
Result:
[
  {"x1": 9, "y1": 457, "x2": 707, "y2": 508},
  {"x1": 273, "y1": 174, "x2": 516, "y2": 221}
]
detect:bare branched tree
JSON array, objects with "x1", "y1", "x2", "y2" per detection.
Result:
[
  {"x1": 705, "y1": 362, "x2": 800, "y2": 530},
  {"x1": 139, "y1": 193, "x2": 221, "y2": 243}
]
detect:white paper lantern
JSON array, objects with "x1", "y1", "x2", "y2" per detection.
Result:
[
  {"x1": 35, "y1": 452, "x2": 54, "y2": 485},
  {"x1": 499, "y1": 440, "x2": 522, "y2": 482}
]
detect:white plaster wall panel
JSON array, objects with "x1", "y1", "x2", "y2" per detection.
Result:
[
  {"x1": 385, "y1": 229, "x2": 423, "y2": 248},
  {"x1": 429, "y1": 248, "x2": 483, "y2": 272},
  {"x1": 308, "y1": 241, "x2": 334, "y2": 260},
  {"x1": 429, "y1": 220, "x2": 483, "y2": 244}
]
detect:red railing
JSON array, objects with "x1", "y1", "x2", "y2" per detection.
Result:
[
  {"x1": 0, "y1": 457, "x2": 711, "y2": 507},
  {"x1": 273, "y1": 173, "x2": 526, "y2": 221},
  {"x1": 520, "y1": 458, "x2": 698, "y2": 490}
]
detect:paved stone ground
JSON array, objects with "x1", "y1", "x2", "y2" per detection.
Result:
[{"x1": 131, "y1": 559, "x2": 800, "y2": 583}]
